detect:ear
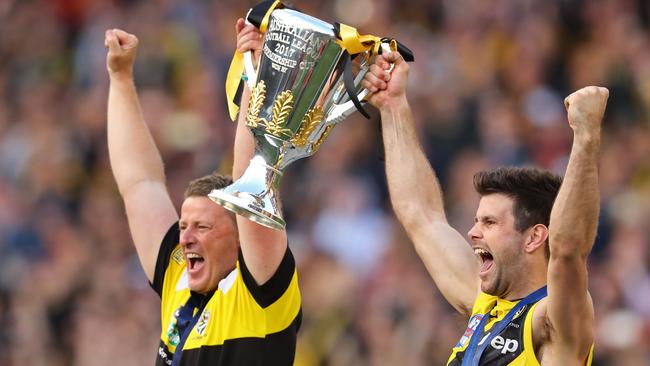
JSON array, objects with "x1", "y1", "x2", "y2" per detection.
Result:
[{"x1": 524, "y1": 224, "x2": 548, "y2": 254}]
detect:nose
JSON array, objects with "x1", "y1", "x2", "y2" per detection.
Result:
[
  {"x1": 179, "y1": 227, "x2": 195, "y2": 247},
  {"x1": 467, "y1": 222, "x2": 482, "y2": 242}
]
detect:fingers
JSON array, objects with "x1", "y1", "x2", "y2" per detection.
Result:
[
  {"x1": 104, "y1": 29, "x2": 121, "y2": 53},
  {"x1": 235, "y1": 18, "x2": 245, "y2": 34},
  {"x1": 236, "y1": 23, "x2": 263, "y2": 53},
  {"x1": 104, "y1": 28, "x2": 138, "y2": 52},
  {"x1": 113, "y1": 29, "x2": 138, "y2": 49},
  {"x1": 564, "y1": 86, "x2": 609, "y2": 110},
  {"x1": 363, "y1": 64, "x2": 389, "y2": 92},
  {"x1": 363, "y1": 74, "x2": 383, "y2": 93},
  {"x1": 237, "y1": 23, "x2": 260, "y2": 38},
  {"x1": 237, "y1": 30, "x2": 263, "y2": 53},
  {"x1": 376, "y1": 54, "x2": 391, "y2": 71},
  {"x1": 382, "y1": 51, "x2": 403, "y2": 66}
]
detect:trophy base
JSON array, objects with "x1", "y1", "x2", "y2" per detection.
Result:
[{"x1": 208, "y1": 188, "x2": 286, "y2": 231}]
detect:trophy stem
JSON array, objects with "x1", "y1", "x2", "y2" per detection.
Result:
[{"x1": 208, "y1": 155, "x2": 285, "y2": 230}]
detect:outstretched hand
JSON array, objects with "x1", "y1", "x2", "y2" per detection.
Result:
[
  {"x1": 362, "y1": 51, "x2": 409, "y2": 110},
  {"x1": 105, "y1": 28, "x2": 139, "y2": 79}
]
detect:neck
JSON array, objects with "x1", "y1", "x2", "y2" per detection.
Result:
[{"x1": 502, "y1": 265, "x2": 547, "y2": 301}]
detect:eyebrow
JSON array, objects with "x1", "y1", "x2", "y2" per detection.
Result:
[{"x1": 475, "y1": 215, "x2": 498, "y2": 222}]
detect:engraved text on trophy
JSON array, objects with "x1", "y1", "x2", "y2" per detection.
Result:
[{"x1": 264, "y1": 19, "x2": 326, "y2": 73}]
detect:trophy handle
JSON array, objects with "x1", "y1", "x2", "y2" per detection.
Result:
[
  {"x1": 243, "y1": 50, "x2": 258, "y2": 90},
  {"x1": 325, "y1": 42, "x2": 396, "y2": 124},
  {"x1": 242, "y1": 15, "x2": 260, "y2": 90}
]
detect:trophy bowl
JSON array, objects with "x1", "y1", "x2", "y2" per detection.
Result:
[{"x1": 210, "y1": 8, "x2": 398, "y2": 230}]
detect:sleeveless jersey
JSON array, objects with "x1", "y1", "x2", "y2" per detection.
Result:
[{"x1": 447, "y1": 292, "x2": 593, "y2": 365}]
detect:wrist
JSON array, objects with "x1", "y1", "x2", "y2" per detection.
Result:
[
  {"x1": 378, "y1": 94, "x2": 409, "y2": 114},
  {"x1": 573, "y1": 129, "x2": 602, "y2": 148},
  {"x1": 109, "y1": 70, "x2": 134, "y2": 83}
]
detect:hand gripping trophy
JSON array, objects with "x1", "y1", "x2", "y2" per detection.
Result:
[{"x1": 211, "y1": 0, "x2": 414, "y2": 229}]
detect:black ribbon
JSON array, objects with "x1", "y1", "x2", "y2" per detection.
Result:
[
  {"x1": 246, "y1": 0, "x2": 285, "y2": 28},
  {"x1": 380, "y1": 37, "x2": 415, "y2": 62},
  {"x1": 342, "y1": 52, "x2": 371, "y2": 119}
]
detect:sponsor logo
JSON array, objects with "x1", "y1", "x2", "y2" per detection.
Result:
[
  {"x1": 478, "y1": 333, "x2": 520, "y2": 355},
  {"x1": 172, "y1": 247, "x2": 184, "y2": 264},
  {"x1": 158, "y1": 346, "x2": 173, "y2": 365},
  {"x1": 166, "y1": 308, "x2": 182, "y2": 347}
]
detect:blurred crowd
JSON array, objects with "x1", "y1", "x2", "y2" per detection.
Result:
[{"x1": 0, "y1": 0, "x2": 649, "y2": 365}]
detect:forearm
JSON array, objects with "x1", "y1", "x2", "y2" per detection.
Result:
[
  {"x1": 233, "y1": 88, "x2": 255, "y2": 179},
  {"x1": 380, "y1": 97, "x2": 478, "y2": 313},
  {"x1": 549, "y1": 133, "x2": 601, "y2": 258},
  {"x1": 380, "y1": 97, "x2": 447, "y2": 227},
  {"x1": 107, "y1": 77, "x2": 166, "y2": 194}
]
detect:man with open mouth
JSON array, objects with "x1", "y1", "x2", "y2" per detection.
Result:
[
  {"x1": 363, "y1": 51, "x2": 607, "y2": 365},
  {"x1": 104, "y1": 20, "x2": 300, "y2": 366}
]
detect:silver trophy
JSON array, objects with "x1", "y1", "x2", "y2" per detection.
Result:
[{"x1": 209, "y1": 8, "x2": 395, "y2": 230}]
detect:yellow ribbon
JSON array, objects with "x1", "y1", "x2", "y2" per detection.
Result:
[
  {"x1": 335, "y1": 23, "x2": 384, "y2": 56},
  {"x1": 225, "y1": 0, "x2": 282, "y2": 121}
]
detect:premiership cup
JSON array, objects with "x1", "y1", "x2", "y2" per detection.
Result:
[{"x1": 210, "y1": 7, "x2": 407, "y2": 230}]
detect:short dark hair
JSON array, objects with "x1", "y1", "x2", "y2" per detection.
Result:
[
  {"x1": 184, "y1": 172, "x2": 233, "y2": 198},
  {"x1": 473, "y1": 167, "x2": 562, "y2": 232}
]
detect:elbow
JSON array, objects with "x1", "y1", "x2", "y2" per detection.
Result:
[
  {"x1": 548, "y1": 233, "x2": 593, "y2": 260},
  {"x1": 391, "y1": 200, "x2": 446, "y2": 229},
  {"x1": 118, "y1": 177, "x2": 166, "y2": 198}
]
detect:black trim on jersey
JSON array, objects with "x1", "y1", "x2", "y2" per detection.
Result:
[
  {"x1": 238, "y1": 245, "x2": 295, "y2": 308},
  {"x1": 151, "y1": 224, "x2": 181, "y2": 297},
  {"x1": 155, "y1": 310, "x2": 302, "y2": 366}
]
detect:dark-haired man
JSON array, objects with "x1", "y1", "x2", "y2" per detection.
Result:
[
  {"x1": 105, "y1": 25, "x2": 300, "y2": 366},
  {"x1": 363, "y1": 51, "x2": 607, "y2": 365}
]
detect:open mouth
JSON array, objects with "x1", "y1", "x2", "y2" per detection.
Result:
[
  {"x1": 186, "y1": 252, "x2": 205, "y2": 271},
  {"x1": 474, "y1": 248, "x2": 494, "y2": 274}
]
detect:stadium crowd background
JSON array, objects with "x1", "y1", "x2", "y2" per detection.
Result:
[{"x1": 0, "y1": 0, "x2": 649, "y2": 365}]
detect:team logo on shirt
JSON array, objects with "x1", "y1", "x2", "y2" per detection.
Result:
[
  {"x1": 455, "y1": 313, "x2": 484, "y2": 348},
  {"x1": 196, "y1": 309, "x2": 211, "y2": 337}
]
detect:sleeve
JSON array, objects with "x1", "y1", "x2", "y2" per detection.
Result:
[
  {"x1": 238, "y1": 245, "x2": 296, "y2": 308},
  {"x1": 150, "y1": 222, "x2": 180, "y2": 297}
]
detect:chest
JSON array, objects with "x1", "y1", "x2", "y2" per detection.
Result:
[{"x1": 451, "y1": 303, "x2": 536, "y2": 366}]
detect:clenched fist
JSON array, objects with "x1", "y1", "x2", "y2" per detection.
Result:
[
  {"x1": 362, "y1": 51, "x2": 409, "y2": 110},
  {"x1": 564, "y1": 86, "x2": 609, "y2": 137},
  {"x1": 105, "y1": 29, "x2": 139, "y2": 79}
]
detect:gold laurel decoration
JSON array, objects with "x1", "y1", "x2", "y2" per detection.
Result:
[
  {"x1": 292, "y1": 107, "x2": 324, "y2": 147},
  {"x1": 313, "y1": 124, "x2": 335, "y2": 152},
  {"x1": 246, "y1": 80, "x2": 266, "y2": 128},
  {"x1": 266, "y1": 90, "x2": 294, "y2": 138}
]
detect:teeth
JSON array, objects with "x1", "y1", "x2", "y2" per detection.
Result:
[
  {"x1": 474, "y1": 248, "x2": 489, "y2": 256},
  {"x1": 186, "y1": 253, "x2": 203, "y2": 260}
]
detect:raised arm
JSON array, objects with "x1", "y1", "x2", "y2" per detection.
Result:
[
  {"x1": 363, "y1": 53, "x2": 479, "y2": 315},
  {"x1": 105, "y1": 29, "x2": 178, "y2": 282},
  {"x1": 232, "y1": 19, "x2": 288, "y2": 285},
  {"x1": 544, "y1": 86, "x2": 608, "y2": 362}
]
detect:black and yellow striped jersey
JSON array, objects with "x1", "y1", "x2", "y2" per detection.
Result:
[
  {"x1": 447, "y1": 292, "x2": 593, "y2": 365},
  {"x1": 151, "y1": 224, "x2": 301, "y2": 366}
]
